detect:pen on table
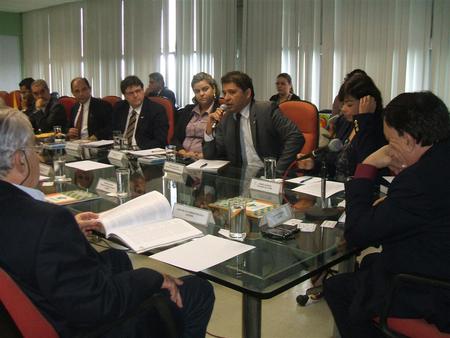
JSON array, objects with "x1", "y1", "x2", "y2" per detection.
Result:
[
  {"x1": 301, "y1": 177, "x2": 313, "y2": 183},
  {"x1": 200, "y1": 163, "x2": 208, "y2": 168}
]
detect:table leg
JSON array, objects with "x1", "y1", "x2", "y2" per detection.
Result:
[{"x1": 242, "y1": 294, "x2": 261, "y2": 338}]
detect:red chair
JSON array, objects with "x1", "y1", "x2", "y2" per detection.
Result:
[
  {"x1": 0, "y1": 267, "x2": 180, "y2": 338},
  {"x1": 148, "y1": 96, "x2": 174, "y2": 144},
  {"x1": 375, "y1": 273, "x2": 450, "y2": 338},
  {"x1": 0, "y1": 268, "x2": 59, "y2": 338},
  {"x1": 0, "y1": 91, "x2": 10, "y2": 106},
  {"x1": 102, "y1": 95, "x2": 122, "y2": 107},
  {"x1": 9, "y1": 90, "x2": 22, "y2": 109},
  {"x1": 279, "y1": 100, "x2": 319, "y2": 154},
  {"x1": 58, "y1": 96, "x2": 77, "y2": 123}
]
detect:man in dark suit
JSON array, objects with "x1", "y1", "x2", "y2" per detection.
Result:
[
  {"x1": 67, "y1": 77, "x2": 113, "y2": 141},
  {"x1": 324, "y1": 92, "x2": 450, "y2": 337},
  {"x1": 0, "y1": 109, "x2": 214, "y2": 337},
  {"x1": 113, "y1": 75, "x2": 168, "y2": 150},
  {"x1": 145, "y1": 72, "x2": 178, "y2": 109},
  {"x1": 203, "y1": 71, "x2": 304, "y2": 175},
  {"x1": 29, "y1": 79, "x2": 67, "y2": 133}
]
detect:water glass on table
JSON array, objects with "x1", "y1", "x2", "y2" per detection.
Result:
[
  {"x1": 116, "y1": 168, "x2": 130, "y2": 197},
  {"x1": 228, "y1": 199, "x2": 247, "y2": 239},
  {"x1": 165, "y1": 145, "x2": 177, "y2": 162},
  {"x1": 264, "y1": 157, "x2": 277, "y2": 179}
]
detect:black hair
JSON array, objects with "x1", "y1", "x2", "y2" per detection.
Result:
[
  {"x1": 276, "y1": 73, "x2": 294, "y2": 93},
  {"x1": 384, "y1": 91, "x2": 450, "y2": 146},
  {"x1": 149, "y1": 72, "x2": 165, "y2": 86},
  {"x1": 120, "y1": 76, "x2": 144, "y2": 94},
  {"x1": 19, "y1": 78, "x2": 35, "y2": 90},
  {"x1": 221, "y1": 71, "x2": 255, "y2": 100},
  {"x1": 338, "y1": 73, "x2": 383, "y2": 114}
]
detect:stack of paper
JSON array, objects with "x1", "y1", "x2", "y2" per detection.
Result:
[{"x1": 186, "y1": 159, "x2": 229, "y2": 173}]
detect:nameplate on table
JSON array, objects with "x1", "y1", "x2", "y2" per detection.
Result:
[
  {"x1": 108, "y1": 150, "x2": 128, "y2": 167},
  {"x1": 96, "y1": 178, "x2": 117, "y2": 194},
  {"x1": 172, "y1": 203, "x2": 214, "y2": 227},
  {"x1": 65, "y1": 141, "x2": 82, "y2": 157},
  {"x1": 39, "y1": 163, "x2": 52, "y2": 176},
  {"x1": 265, "y1": 204, "x2": 292, "y2": 228},
  {"x1": 163, "y1": 161, "x2": 185, "y2": 175},
  {"x1": 249, "y1": 178, "x2": 282, "y2": 195}
]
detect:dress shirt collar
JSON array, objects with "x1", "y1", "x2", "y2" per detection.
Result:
[
  {"x1": 14, "y1": 184, "x2": 46, "y2": 201},
  {"x1": 129, "y1": 103, "x2": 143, "y2": 115},
  {"x1": 237, "y1": 102, "x2": 251, "y2": 119}
]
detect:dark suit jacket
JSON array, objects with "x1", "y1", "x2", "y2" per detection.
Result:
[
  {"x1": 149, "y1": 87, "x2": 177, "y2": 109},
  {"x1": 29, "y1": 96, "x2": 67, "y2": 133},
  {"x1": 344, "y1": 139, "x2": 450, "y2": 332},
  {"x1": 0, "y1": 181, "x2": 164, "y2": 337},
  {"x1": 203, "y1": 101, "x2": 304, "y2": 174},
  {"x1": 112, "y1": 97, "x2": 168, "y2": 149},
  {"x1": 171, "y1": 101, "x2": 220, "y2": 150},
  {"x1": 70, "y1": 97, "x2": 113, "y2": 140}
]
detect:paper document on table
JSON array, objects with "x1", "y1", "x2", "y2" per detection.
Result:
[
  {"x1": 150, "y1": 235, "x2": 255, "y2": 272},
  {"x1": 127, "y1": 148, "x2": 166, "y2": 156},
  {"x1": 66, "y1": 160, "x2": 113, "y2": 171},
  {"x1": 84, "y1": 140, "x2": 114, "y2": 147},
  {"x1": 286, "y1": 176, "x2": 321, "y2": 185},
  {"x1": 292, "y1": 180, "x2": 345, "y2": 198},
  {"x1": 186, "y1": 159, "x2": 229, "y2": 173}
]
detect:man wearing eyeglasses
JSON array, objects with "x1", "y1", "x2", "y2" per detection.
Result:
[
  {"x1": 0, "y1": 109, "x2": 214, "y2": 337},
  {"x1": 113, "y1": 75, "x2": 168, "y2": 150}
]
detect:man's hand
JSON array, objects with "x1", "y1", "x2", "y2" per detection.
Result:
[
  {"x1": 205, "y1": 107, "x2": 226, "y2": 135},
  {"x1": 297, "y1": 154, "x2": 315, "y2": 170},
  {"x1": 67, "y1": 128, "x2": 80, "y2": 140},
  {"x1": 363, "y1": 145, "x2": 408, "y2": 175},
  {"x1": 75, "y1": 212, "x2": 103, "y2": 236},
  {"x1": 161, "y1": 274, "x2": 184, "y2": 308},
  {"x1": 359, "y1": 95, "x2": 376, "y2": 114}
]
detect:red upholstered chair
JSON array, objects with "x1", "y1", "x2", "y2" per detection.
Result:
[
  {"x1": 148, "y1": 96, "x2": 174, "y2": 144},
  {"x1": 8, "y1": 90, "x2": 22, "y2": 109},
  {"x1": 0, "y1": 91, "x2": 10, "y2": 106},
  {"x1": 279, "y1": 100, "x2": 319, "y2": 154},
  {"x1": 375, "y1": 273, "x2": 450, "y2": 338},
  {"x1": 0, "y1": 268, "x2": 59, "y2": 338},
  {"x1": 0, "y1": 267, "x2": 180, "y2": 338},
  {"x1": 102, "y1": 95, "x2": 122, "y2": 107},
  {"x1": 58, "y1": 96, "x2": 77, "y2": 123}
]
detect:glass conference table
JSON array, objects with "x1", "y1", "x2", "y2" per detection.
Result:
[{"x1": 39, "y1": 149, "x2": 357, "y2": 338}]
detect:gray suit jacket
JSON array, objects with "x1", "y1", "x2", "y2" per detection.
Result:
[{"x1": 203, "y1": 101, "x2": 304, "y2": 174}]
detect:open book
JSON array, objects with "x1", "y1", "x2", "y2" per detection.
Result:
[{"x1": 99, "y1": 191, "x2": 203, "y2": 253}]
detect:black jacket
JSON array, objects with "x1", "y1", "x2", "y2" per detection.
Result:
[
  {"x1": 29, "y1": 97, "x2": 67, "y2": 133},
  {"x1": 112, "y1": 97, "x2": 168, "y2": 149},
  {"x1": 70, "y1": 97, "x2": 113, "y2": 140}
]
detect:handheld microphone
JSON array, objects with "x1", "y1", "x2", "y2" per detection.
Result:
[
  {"x1": 211, "y1": 104, "x2": 227, "y2": 129},
  {"x1": 297, "y1": 138, "x2": 343, "y2": 161}
]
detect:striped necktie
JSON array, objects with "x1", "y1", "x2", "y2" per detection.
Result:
[
  {"x1": 125, "y1": 110, "x2": 137, "y2": 146},
  {"x1": 75, "y1": 104, "x2": 84, "y2": 134}
]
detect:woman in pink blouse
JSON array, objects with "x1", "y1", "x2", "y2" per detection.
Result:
[{"x1": 172, "y1": 72, "x2": 220, "y2": 159}]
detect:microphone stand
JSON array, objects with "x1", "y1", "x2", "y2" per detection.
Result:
[{"x1": 305, "y1": 156, "x2": 342, "y2": 221}]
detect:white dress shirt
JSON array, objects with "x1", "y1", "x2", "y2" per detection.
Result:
[{"x1": 74, "y1": 97, "x2": 91, "y2": 139}]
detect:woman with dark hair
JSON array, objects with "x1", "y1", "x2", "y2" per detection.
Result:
[
  {"x1": 298, "y1": 73, "x2": 386, "y2": 182},
  {"x1": 269, "y1": 73, "x2": 301, "y2": 105},
  {"x1": 172, "y1": 72, "x2": 220, "y2": 159}
]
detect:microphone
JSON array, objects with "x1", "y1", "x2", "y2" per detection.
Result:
[
  {"x1": 297, "y1": 138, "x2": 343, "y2": 161},
  {"x1": 211, "y1": 104, "x2": 227, "y2": 129}
]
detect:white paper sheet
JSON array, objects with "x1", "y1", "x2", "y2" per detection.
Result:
[
  {"x1": 127, "y1": 148, "x2": 166, "y2": 156},
  {"x1": 66, "y1": 160, "x2": 113, "y2": 171},
  {"x1": 286, "y1": 176, "x2": 322, "y2": 185},
  {"x1": 186, "y1": 159, "x2": 229, "y2": 172},
  {"x1": 84, "y1": 140, "x2": 114, "y2": 147},
  {"x1": 150, "y1": 235, "x2": 255, "y2": 272},
  {"x1": 292, "y1": 180, "x2": 345, "y2": 198}
]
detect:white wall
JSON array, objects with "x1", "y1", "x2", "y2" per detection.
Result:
[{"x1": 0, "y1": 35, "x2": 21, "y2": 91}]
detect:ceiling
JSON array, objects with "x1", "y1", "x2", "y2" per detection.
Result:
[{"x1": 0, "y1": 0, "x2": 80, "y2": 13}]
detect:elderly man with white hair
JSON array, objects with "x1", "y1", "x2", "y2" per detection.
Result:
[{"x1": 0, "y1": 110, "x2": 214, "y2": 337}]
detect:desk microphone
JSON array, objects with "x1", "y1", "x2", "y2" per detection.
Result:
[
  {"x1": 297, "y1": 138, "x2": 343, "y2": 161},
  {"x1": 211, "y1": 104, "x2": 228, "y2": 130}
]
